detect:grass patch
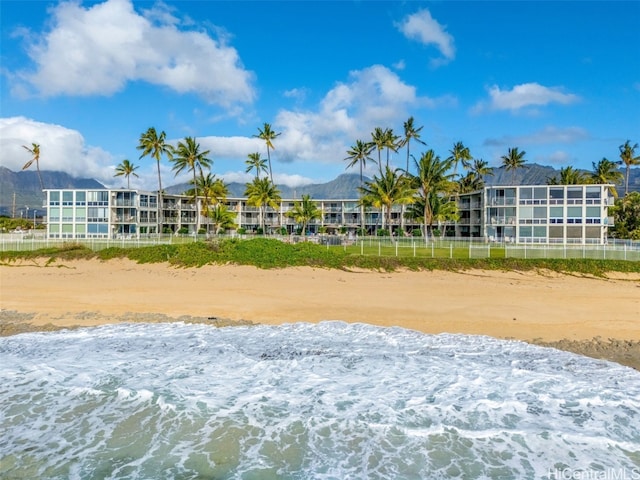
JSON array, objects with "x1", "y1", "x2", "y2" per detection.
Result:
[{"x1": 1, "y1": 238, "x2": 638, "y2": 276}]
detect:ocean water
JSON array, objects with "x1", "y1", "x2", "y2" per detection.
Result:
[{"x1": 1, "y1": 322, "x2": 639, "y2": 480}]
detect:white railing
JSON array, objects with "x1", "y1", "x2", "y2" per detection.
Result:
[{"x1": 1, "y1": 233, "x2": 638, "y2": 261}]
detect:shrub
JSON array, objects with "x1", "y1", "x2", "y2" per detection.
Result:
[
  {"x1": 377, "y1": 229, "x2": 390, "y2": 237},
  {"x1": 177, "y1": 227, "x2": 189, "y2": 235}
]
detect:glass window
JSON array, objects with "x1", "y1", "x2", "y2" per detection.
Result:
[
  {"x1": 62, "y1": 191, "x2": 73, "y2": 204},
  {"x1": 76, "y1": 191, "x2": 86, "y2": 204},
  {"x1": 586, "y1": 206, "x2": 600, "y2": 218},
  {"x1": 534, "y1": 226, "x2": 546, "y2": 237},
  {"x1": 533, "y1": 207, "x2": 546, "y2": 218},
  {"x1": 586, "y1": 186, "x2": 601, "y2": 199},
  {"x1": 549, "y1": 188, "x2": 564, "y2": 200},
  {"x1": 49, "y1": 191, "x2": 60, "y2": 205},
  {"x1": 520, "y1": 188, "x2": 532, "y2": 200},
  {"x1": 567, "y1": 187, "x2": 582, "y2": 199},
  {"x1": 62, "y1": 224, "x2": 73, "y2": 233},
  {"x1": 520, "y1": 226, "x2": 532, "y2": 237},
  {"x1": 550, "y1": 206, "x2": 563, "y2": 217},
  {"x1": 534, "y1": 187, "x2": 547, "y2": 200},
  {"x1": 62, "y1": 207, "x2": 73, "y2": 221},
  {"x1": 49, "y1": 207, "x2": 60, "y2": 221},
  {"x1": 549, "y1": 226, "x2": 563, "y2": 238},
  {"x1": 75, "y1": 207, "x2": 86, "y2": 221},
  {"x1": 519, "y1": 206, "x2": 533, "y2": 219},
  {"x1": 75, "y1": 224, "x2": 86, "y2": 234},
  {"x1": 567, "y1": 206, "x2": 582, "y2": 217},
  {"x1": 50, "y1": 224, "x2": 60, "y2": 233}
]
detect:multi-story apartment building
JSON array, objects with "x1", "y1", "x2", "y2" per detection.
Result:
[
  {"x1": 455, "y1": 184, "x2": 615, "y2": 244},
  {"x1": 43, "y1": 183, "x2": 614, "y2": 244}
]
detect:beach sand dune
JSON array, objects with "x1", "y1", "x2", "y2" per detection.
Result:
[{"x1": 1, "y1": 259, "x2": 639, "y2": 368}]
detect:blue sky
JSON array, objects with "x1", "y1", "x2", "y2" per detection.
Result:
[{"x1": 1, "y1": 0, "x2": 639, "y2": 190}]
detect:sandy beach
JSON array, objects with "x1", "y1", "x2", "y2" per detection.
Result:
[{"x1": 1, "y1": 258, "x2": 640, "y2": 368}]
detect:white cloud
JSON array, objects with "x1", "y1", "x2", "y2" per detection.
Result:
[
  {"x1": 474, "y1": 83, "x2": 580, "y2": 113},
  {"x1": 396, "y1": 9, "x2": 455, "y2": 67},
  {"x1": 1, "y1": 65, "x2": 444, "y2": 188},
  {"x1": 273, "y1": 65, "x2": 440, "y2": 166},
  {"x1": 0, "y1": 116, "x2": 121, "y2": 185},
  {"x1": 12, "y1": 0, "x2": 255, "y2": 106},
  {"x1": 545, "y1": 150, "x2": 574, "y2": 165},
  {"x1": 195, "y1": 65, "x2": 442, "y2": 173}
]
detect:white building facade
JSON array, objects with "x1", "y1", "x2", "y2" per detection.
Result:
[
  {"x1": 455, "y1": 184, "x2": 615, "y2": 244},
  {"x1": 43, "y1": 183, "x2": 615, "y2": 244}
]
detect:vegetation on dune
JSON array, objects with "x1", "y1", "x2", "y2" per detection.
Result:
[{"x1": 1, "y1": 238, "x2": 638, "y2": 276}]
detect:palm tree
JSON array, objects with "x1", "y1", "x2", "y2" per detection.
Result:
[
  {"x1": 345, "y1": 140, "x2": 375, "y2": 234},
  {"x1": 171, "y1": 137, "x2": 212, "y2": 234},
  {"x1": 369, "y1": 127, "x2": 387, "y2": 175},
  {"x1": 470, "y1": 158, "x2": 493, "y2": 180},
  {"x1": 245, "y1": 152, "x2": 268, "y2": 180},
  {"x1": 345, "y1": 140, "x2": 375, "y2": 185},
  {"x1": 431, "y1": 193, "x2": 460, "y2": 238},
  {"x1": 359, "y1": 166, "x2": 415, "y2": 241},
  {"x1": 619, "y1": 140, "x2": 640, "y2": 196},
  {"x1": 286, "y1": 194, "x2": 322, "y2": 235},
  {"x1": 208, "y1": 205, "x2": 237, "y2": 235},
  {"x1": 137, "y1": 127, "x2": 174, "y2": 233},
  {"x1": 501, "y1": 147, "x2": 527, "y2": 184},
  {"x1": 399, "y1": 117, "x2": 426, "y2": 174},
  {"x1": 244, "y1": 177, "x2": 282, "y2": 233},
  {"x1": 187, "y1": 172, "x2": 229, "y2": 233},
  {"x1": 457, "y1": 158, "x2": 494, "y2": 193},
  {"x1": 410, "y1": 149, "x2": 455, "y2": 238},
  {"x1": 591, "y1": 157, "x2": 624, "y2": 198},
  {"x1": 22, "y1": 143, "x2": 44, "y2": 191},
  {"x1": 382, "y1": 128, "x2": 400, "y2": 169},
  {"x1": 547, "y1": 166, "x2": 586, "y2": 185},
  {"x1": 254, "y1": 123, "x2": 281, "y2": 184},
  {"x1": 114, "y1": 159, "x2": 139, "y2": 189},
  {"x1": 448, "y1": 141, "x2": 473, "y2": 179}
]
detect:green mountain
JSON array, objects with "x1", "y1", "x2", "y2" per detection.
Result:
[
  {"x1": 2, "y1": 163, "x2": 638, "y2": 218},
  {"x1": 0, "y1": 167, "x2": 104, "y2": 216}
]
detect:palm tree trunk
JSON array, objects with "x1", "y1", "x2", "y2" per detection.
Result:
[
  {"x1": 267, "y1": 147, "x2": 274, "y2": 185},
  {"x1": 156, "y1": 159, "x2": 163, "y2": 235},
  {"x1": 193, "y1": 170, "x2": 200, "y2": 234}
]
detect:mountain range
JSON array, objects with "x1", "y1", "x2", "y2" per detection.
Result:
[{"x1": 2, "y1": 164, "x2": 638, "y2": 217}]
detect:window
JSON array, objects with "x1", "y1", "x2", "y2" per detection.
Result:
[
  {"x1": 534, "y1": 226, "x2": 546, "y2": 237},
  {"x1": 75, "y1": 207, "x2": 86, "y2": 222},
  {"x1": 75, "y1": 191, "x2": 86, "y2": 205},
  {"x1": 62, "y1": 207, "x2": 74, "y2": 221},
  {"x1": 62, "y1": 191, "x2": 74, "y2": 205},
  {"x1": 87, "y1": 191, "x2": 109, "y2": 205},
  {"x1": 88, "y1": 207, "x2": 108, "y2": 222},
  {"x1": 567, "y1": 187, "x2": 583, "y2": 204},
  {"x1": 549, "y1": 206, "x2": 563, "y2": 224},
  {"x1": 549, "y1": 187, "x2": 564, "y2": 204},
  {"x1": 520, "y1": 226, "x2": 532, "y2": 237},
  {"x1": 49, "y1": 207, "x2": 60, "y2": 222},
  {"x1": 520, "y1": 188, "x2": 533, "y2": 201},
  {"x1": 586, "y1": 186, "x2": 601, "y2": 204},
  {"x1": 534, "y1": 187, "x2": 547, "y2": 200},
  {"x1": 566, "y1": 206, "x2": 582, "y2": 224},
  {"x1": 49, "y1": 191, "x2": 60, "y2": 205}
]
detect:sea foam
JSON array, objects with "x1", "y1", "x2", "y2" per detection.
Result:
[{"x1": 1, "y1": 321, "x2": 639, "y2": 479}]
